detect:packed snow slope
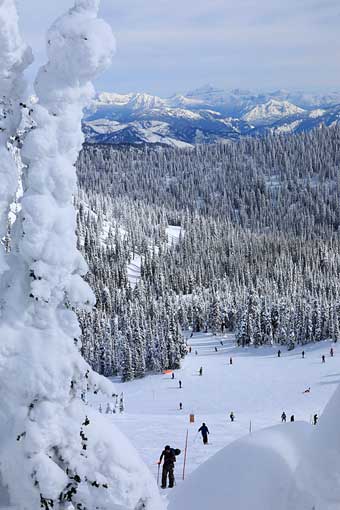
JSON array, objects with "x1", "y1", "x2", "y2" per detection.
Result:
[{"x1": 91, "y1": 333, "x2": 340, "y2": 490}]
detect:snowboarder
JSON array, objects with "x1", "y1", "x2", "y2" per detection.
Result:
[
  {"x1": 230, "y1": 411, "x2": 235, "y2": 422},
  {"x1": 322, "y1": 354, "x2": 325, "y2": 363},
  {"x1": 158, "y1": 445, "x2": 181, "y2": 489},
  {"x1": 229, "y1": 357, "x2": 233, "y2": 365},
  {"x1": 171, "y1": 373, "x2": 175, "y2": 380},
  {"x1": 278, "y1": 349, "x2": 281, "y2": 358},
  {"x1": 198, "y1": 423, "x2": 210, "y2": 444},
  {"x1": 302, "y1": 350, "x2": 305, "y2": 359},
  {"x1": 179, "y1": 402, "x2": 182, "y2": 410},
  {"x1": 290, "y1": 414, "x2": 295, "y2": 422},
  {"x1": 199, "y1": 367, "x2": 203, "y2": 376},
  {"x1": 281, "y1": 411, "x2": 286, "y2": 423},
  {"x1": 179, "y1": 380, "x2": 182, "y2": 389},
  {"x1": 330, "y1": 347, "x2": 334, "y2": 357},
  {"x1": 313, "y1": 413, "x2": 318, "y2": 425}
]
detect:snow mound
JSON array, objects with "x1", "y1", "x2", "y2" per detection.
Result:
[
  {"x1": 168, "y1": 422, "x2": 312, "y2": 510},
  {"x1": 289, "y1": 384, "x2": 340, "y2": 509}
]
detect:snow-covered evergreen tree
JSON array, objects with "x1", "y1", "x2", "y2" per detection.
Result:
[{"x1": 0, "y1": 2, "x2": 163, "y2": 509}]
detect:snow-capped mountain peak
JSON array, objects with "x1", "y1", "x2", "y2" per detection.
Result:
[
  {"x1": 128, "y1": 92, "x2": 166, "y2": 110},
  {"x1": 243, "y1": 99, "x2": 306, "y2": 125},
  {"x1": 84, "y1": 87, "x2": 340, "y2": 147}
]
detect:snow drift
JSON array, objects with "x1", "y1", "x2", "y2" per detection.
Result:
[{"x1": 168, "y1": 422, "x2": 312, "y2": 510}]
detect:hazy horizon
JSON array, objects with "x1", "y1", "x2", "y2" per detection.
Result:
[{"x1": 16, "y1": 0, "x2": 340, "y2": 96}]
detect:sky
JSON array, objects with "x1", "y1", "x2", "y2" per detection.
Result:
[{"x1": 16, "y1": 0, "x2": 340, "y2": 97}]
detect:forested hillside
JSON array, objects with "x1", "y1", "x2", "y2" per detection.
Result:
[{"x1": 76, "y1": 127, "x2": 340, "y2": 379}]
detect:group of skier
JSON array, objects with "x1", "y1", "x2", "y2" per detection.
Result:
[{"x1": 160, "y1": 339, "x2": 334, "y2": 489}]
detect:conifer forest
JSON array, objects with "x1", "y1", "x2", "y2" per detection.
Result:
[{"x1": 75, "y1": 127, "x2": 340, "y2": 380}]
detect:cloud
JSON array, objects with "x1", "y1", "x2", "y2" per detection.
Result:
[{"x1": 16, "y1": 0, "x2": 340, "y2": 95}]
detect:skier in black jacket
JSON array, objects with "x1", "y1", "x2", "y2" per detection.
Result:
[
  {"x1": 198, "y1": 423, "x2": 210, "y2": 444},
  {"x1": 159, "y1": 445, "x2": 181, "y2": 489}
]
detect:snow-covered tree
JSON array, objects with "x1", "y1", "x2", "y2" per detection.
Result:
[
  {"x1": 0, "y1": 0, "x2": 32, "y2": 280},
  {"x1": 0, "y1": 1, "x2": 163, "y2": 509}
]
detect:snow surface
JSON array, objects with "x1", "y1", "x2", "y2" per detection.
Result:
[
  {"x1": 127, "y1": 254, "x2": 142, "y2": 286},
  {"x1": 89, "y1": 333, "x2": 340, "y2": 501},
  {"x1": 166, "y1": 226, "x2": 183, "y2": 246}
]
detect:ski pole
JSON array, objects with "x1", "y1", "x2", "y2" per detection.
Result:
[
  {"x1": 182, "y1": 429, "x2": 189, "y2": 481},
  {"x1": 157, "y1": 462, "x2": 160, "y2": 486}
]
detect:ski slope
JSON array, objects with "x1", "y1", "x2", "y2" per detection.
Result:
[{"x1": 90, "y1": 333, "x2": 340, "y2": 491}]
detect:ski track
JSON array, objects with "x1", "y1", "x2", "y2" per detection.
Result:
[{"x1": 90, "y1": 333, "x2": 340, "y2": 490}]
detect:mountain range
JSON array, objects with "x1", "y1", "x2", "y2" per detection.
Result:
[{"x1": 83, "y1": 85, "x2": 340, "y2": 147}]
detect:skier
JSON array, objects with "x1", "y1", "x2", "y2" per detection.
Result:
[
  {"x1": 313, "y1": 413, "x2": 318, "y2": 425},
  {"x1": 179, "y1": 380, "x2": 182, "y2": 389},
  {"x1": 322, "y1": 354, "x2": 325, "y2": 363},
  {"x1": 330, "y1": 347, "x2": 334, "y2": 357},
  {"x1": 199, "y1": 367, "x2": 203, "y2": 376},
  {"x1": 171, "y1": 373, "x2": 175, "y2": 380},
  {"x1": 230, "y1": 411, "x2": 235, "y2": 422},
  {"x1": 189, "y1": 346, "x2": 192, "y2": 353},
  {"x1": 214, "y1": 347, "x2": 218, "y2": 352},
  {"x1": 302, "y1": 350, "x2": 305, "y2": 359},
  {"x1": 278, "y1": 349, "x2": 281, "y2": 358},
  {"x1": 281, "y1": 411, "x2": 287, "y2": 423},
  {"x1": 179, "y1": 402, "x2": 183, "y2": 410},
  {"x1": 290, "y1": 414, "x2": 295, "y2": 422},
  {"x1": 229, "y1": 357, "x2": 233, "y2": 365},
  {"x1": 220, "y1": 340, "x2": 224, "y2": 346},
  {"x1": 158, "y1": 445, "x2": 181, "y2": 489},
  {"x1": 119, "y1": 394, "x2": 124, "y2": 413},
  {"x1": 198, "y1": 423, "x2": 210, "y2": 444}
]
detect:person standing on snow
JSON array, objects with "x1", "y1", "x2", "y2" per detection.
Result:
[
  {"x1": 281, "y1": 411, "x2": 287, "y2": 423},
  {"x1": 230, "y1": 411, "x2": 235, "y2": 422},
  {"x1": 330, "y1": 347, "x2": 334, "y2": 357},
  {"x1": 313, "y1": 413, "x2": 318, "y2": 425},
  {"x1": 159, "y1": 445, "x2": 181, "y2": 489},
  {"x1": 278, "y1": 349, "x2": 281, "y2": 358},
  {"x1": 302, "y1": 351, "x2": 305, "y2": 359},
  {"x1": 322, "y1": 355, "x2": 325, "y2": 363},
  {"x1": 179, "y1": 380, "x2": 182, "y2": 389},
  {"x1": 199, "y1": 367, "x2": 203, "y2": 376},
  {"x1": 198, "y1": 423, "x2": 210, "y2": 444}
]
